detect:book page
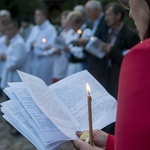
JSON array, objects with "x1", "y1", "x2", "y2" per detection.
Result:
[
  {"x1": 7, "y1": 82, "x2": 70, "y2": 144},
  {"x1": 18, "y1": 71, "x2": 78, "y2": 139},
  {"x1": 4, "y1": 87, "x2": 40, "y2": 133},
  {"x1": 1, "y1": 100, "x2": 65, "y2": 150},
  {"x1": 1, "y1": 100, "x2": 44, "y2": 150},
  {"x1": 49, "y1": 70, "x2": 117, "y2": 130},
  {"x1": 85, "y1": 37, "x2": 106, "y2": 59},
  {"x1": 18, "y1": 70, "x2": 117, "y2": 137}
]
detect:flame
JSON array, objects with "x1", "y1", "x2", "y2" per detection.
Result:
[
  {"x1": 90, "y1": 36, "x2": 94, "y2": 41},
  {"x1": 86, "y1": 83, "x2": 91, "y2": 94},
  {"x1": 77, "y1": 29, "x2": 82, "y2": 35},
  {"x1": 42, "y1": 38, "x2": 47, "y2": 44}
]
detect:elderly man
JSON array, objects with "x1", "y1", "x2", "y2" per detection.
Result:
[{"x1": 84, "y1": 0, "x2": 109, "y2": 87}]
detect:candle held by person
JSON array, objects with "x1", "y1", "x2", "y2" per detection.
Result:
[{"x1": 86, "y1": 83, "x2": 93, "y2": 146}]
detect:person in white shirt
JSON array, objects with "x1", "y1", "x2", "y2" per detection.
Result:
[
  {"x1": 65, "y1": 11, "x2": 92, "y2": 76},
  {"x1": 1, "y1": 19, "x2": 27, "y2": 89},
  {"x1": 52, "y1": 10, "x2": 71, "y2": 83},
  {"x1": 0, "y1": 35, "x2": 7, "y2": 96},
  {"x1": 19, "y1": 17, "x2": 34, "y2": 41},
  {"x1": 26, "y1": 7, "x2": 57, "y2": 85}
]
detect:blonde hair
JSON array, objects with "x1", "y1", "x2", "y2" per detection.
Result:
[{"x1": 66, "y1": 11, "x2": 84, "y2": 24}]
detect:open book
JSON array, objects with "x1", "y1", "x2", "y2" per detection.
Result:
[
  {"x1": 85, "y1": 37, "x2": 106, "y2": 59},
  {"x1": 1, "y1": 70, "x2": 117, "y2": 150}
]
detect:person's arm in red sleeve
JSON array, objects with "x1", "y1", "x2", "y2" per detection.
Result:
[{"x1": 106, "y1": 134, "x2": 115, "y2": 150}]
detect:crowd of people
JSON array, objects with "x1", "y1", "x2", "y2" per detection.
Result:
[{"x1": 0, "y1": 0, "x2": 140, "y2": 135}]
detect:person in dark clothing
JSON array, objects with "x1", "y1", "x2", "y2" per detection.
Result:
[
  {"x1": 84, "y1": 0, "x2": 109, "y2": 87},
  {"x1": 101, "y1": 2, "x2": 140, "y2": 135}
]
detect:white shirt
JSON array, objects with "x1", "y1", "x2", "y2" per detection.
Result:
[
  {"x1": 1, "y1": 34, "x2": 27, "y2": 88},
  {"x1": 92, "y1": 13, "x2": 104, "y2": 35},
  {"x1": 0, "y1": 35, "x2": 7, "y2": 78},
  {"x1": 27, "y1": 20, "x2": 57, "y2": 85},
  {"x1": 52, "y1": 29, "x2": 70, "y2": 79}
]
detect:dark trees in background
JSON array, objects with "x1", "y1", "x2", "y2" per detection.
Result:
[{"x1": 0, "y1": 0, "x2": 135, "y2": 28}]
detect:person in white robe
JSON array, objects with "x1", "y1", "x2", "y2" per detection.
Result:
[
  {"x1": 0, "y1": 35, "x2": 7, "y2": 95},
  {"x1": 1, "y1": 19, "x2": 27, "y2": 88},
  {"x1": 65, "y1": 11, "x2": 92, "y2": 76},
  {"x1": 19, "y1": 17, "x2": 34, "y2": 42},
  {"x1": 52, "y1": 10, "x2": 71, "y2": 83},
  {"x1": 26, "y1": 8, "x2": 57, "y2": 85}
]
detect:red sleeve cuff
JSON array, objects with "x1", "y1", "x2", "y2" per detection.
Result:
[{"x1": 106, "y1": 134, "x2": 115, "y2": 150}]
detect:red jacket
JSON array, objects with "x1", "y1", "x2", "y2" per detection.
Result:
[{"x1": 106, "y1": 39, "x2": 150, "y2": 150}]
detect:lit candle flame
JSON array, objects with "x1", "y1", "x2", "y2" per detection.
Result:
[
  {"x1": 86, "y1": 83, "x2": 91, "y2": 95},
  {"x1": 90, "y1": 36, "x2": 94, "y2": 41},
  {"x1": 77, "y1": 29, "x2": 82, "y2": 35},
  {"x1": 42, "y1": 38, "x2": 47, "y2": 44}
]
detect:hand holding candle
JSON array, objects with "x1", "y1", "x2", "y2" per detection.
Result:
[{"x1": 86, "y1": 83, "x2": 94, "y2": 146}]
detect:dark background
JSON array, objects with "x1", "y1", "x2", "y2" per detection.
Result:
[{"x1": 0, "y1": 0, "x2": 134, "y2": 27}]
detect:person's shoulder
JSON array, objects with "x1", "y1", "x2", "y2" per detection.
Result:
[
  {"x1": 124, "y1": 38, "x2": 150, "y2": 60},
  {"x1": 131, "y1": 38, "x2": 150, "y2": 52}
]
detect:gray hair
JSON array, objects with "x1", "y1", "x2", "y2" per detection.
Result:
[
  {"x1": 0, "y1": 9, "x2": 11, "y2": 17},
  {"x1": 73, "y1": 5, "x2": 84, "y2": 13},
  {"x1": 85, "y1": 0, "x2": 102, "y2": 10}
]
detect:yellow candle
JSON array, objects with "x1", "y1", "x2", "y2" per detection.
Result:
[{"x1": 86, "y1": 83, "x2": 93, "y2": 146}]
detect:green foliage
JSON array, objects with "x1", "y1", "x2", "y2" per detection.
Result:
[
  {"x1": 0, "y1": 0, "x2": 135, "y2": 28},
  {"x1": 0, "y1": 0, "x2": 43, "y2": 22}
]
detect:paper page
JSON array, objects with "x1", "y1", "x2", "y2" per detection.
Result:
[
  {"x1": 85, "y1": 37, "x2": 106, "y2": 59},
  {"x1": 7, "y1": 82, "x2": 70, "y2": 144},
  {"x1": 1, "y1": 101, "x2": 65, "y2": 150},
  {"x1": 54, "y1": 36, "x2": 67, "y2": 50},
  {"x1": 18, "y1": 70, "x2": 117, "y2": 139},
  {"x1": 18, "y1": 71, "x2": 78, "y2": 139},
  {"x1": 3, "y1": 87, "x2": 38, "y2": 131},
  {"x1": 49, "y1": 70, "x2": 117, "y2": 130},
  {"x1": 1, "y1": 100, "x2": 44, "y2": 150}
]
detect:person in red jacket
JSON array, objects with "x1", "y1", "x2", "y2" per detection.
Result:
[{"x1": 73, "y1": 0, "x2": 150, "y2": 149}]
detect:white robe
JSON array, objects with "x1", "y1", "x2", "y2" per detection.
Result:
[
  {"x1": 52, "y1": 29, "x2": 71, "y2": 80},
  {"x1": 25, "y1": 26, "x2": 39, "y2": 74},
  {"x1": 0, "y1": 35, "x2": 7, "y2": 79},
  {"x1": 27, "y1": 20, "x2": 57, "y2": 85},
  {"x1": 66, "y1": 26, "x2": 92, "y2": 76},
  {"x1": 1, "y1": 34, "x2": 27, "y2": 88}
]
